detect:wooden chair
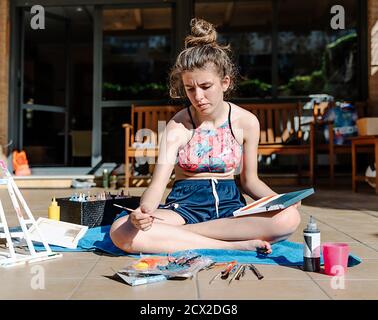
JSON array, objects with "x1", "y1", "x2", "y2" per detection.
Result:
[
  {"x1": 123, "y1": 104, "x2": 183, "y2": 188},
  {"x1": 312, "y1": 101, "x2": 368, "y2": 186},
  {"x1": 240, "y1": 103, "x2": 315, "y2": 185}
]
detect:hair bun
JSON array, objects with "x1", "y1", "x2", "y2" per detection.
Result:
[{"x1": 184, "y1": 18, "x2": 217, "y2": 48}]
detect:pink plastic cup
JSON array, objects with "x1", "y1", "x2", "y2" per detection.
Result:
[{"x1": 322, "y1": 243, "x2": 349, "y2": 276}]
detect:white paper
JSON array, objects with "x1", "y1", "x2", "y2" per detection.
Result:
[
  {"x1": 233, "y1": 194, "x2": 282, "y2": 216},
  {"x1": 29, "y1": 217, "x2": 88, "y2": 249}
]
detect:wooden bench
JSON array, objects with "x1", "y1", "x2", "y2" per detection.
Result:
[
  {"x1": 240, "y1": 103, "x2": 315, "y2": 185},
  {"x1": 123, "y1": 104, "x2": 183, "y2": 188}
]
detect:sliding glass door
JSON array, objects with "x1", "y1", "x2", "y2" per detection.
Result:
[
  {"x1": 20, "y1": 6, "x2": 93, "y2": 166},
  {"x1": 92, "y1": 4, "x2": 174, "y2": 165}
]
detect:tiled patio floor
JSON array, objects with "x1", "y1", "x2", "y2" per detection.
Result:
[{"x1": 0, "y1": 185, "x2": 377, "y2": 300}]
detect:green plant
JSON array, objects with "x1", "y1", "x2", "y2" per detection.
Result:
[
  {"x1": 321, "y1": 32, "x2": 358, "y2": 98},
  {"x1": 103, "y1": 82, "x2": 168, "y2": 99},
  {"x1": 278, "y1": 32, "x2": 357, "y2": 97},
  {"x1": 237, "y1": 79, "x2": 272, "y2": 97},
  {"x1": 279, "y1": 70, "x2": 325, "y2": 96}
]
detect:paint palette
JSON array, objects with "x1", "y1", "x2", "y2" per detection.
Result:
[{"x1": 120, "y1": 254, "x2": 213, "y2": 279}]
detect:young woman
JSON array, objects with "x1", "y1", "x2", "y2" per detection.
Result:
[{"x1": 110, "y1": 18, "x2": 301, "y2": 254}]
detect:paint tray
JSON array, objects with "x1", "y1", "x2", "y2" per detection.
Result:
[{"x1": 120, "y1": 254, "x2": 213, "y2": 279}]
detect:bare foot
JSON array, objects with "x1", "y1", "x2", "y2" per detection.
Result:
[{"x1": 233, "y1": 239, "x2": 272, "y2": 254}]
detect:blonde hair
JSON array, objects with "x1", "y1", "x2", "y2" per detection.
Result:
[{"x1": 169, "y1": 18, "x2": 237, "y2": 99}]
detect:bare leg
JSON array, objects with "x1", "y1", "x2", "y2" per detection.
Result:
[
  {"x1": 181, "y1": 206, "x2": 301, "y2": 243},
  {"x1": 110, "y1": 209, "x2": 271, "y2": 254}
]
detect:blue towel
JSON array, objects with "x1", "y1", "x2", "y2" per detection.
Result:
[{"x1": 33, "y1": 224, "x2": 362, "y2": 267}]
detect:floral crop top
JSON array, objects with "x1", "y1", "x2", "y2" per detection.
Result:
[{"x1": 177, "y1": 103, "x2": 243, "y2": 173}]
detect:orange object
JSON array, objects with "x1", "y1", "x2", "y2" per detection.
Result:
[
  {"x1": 12, "y1": 150, "x2": 31, "y2": 176},
  {"x1": 140, "y1": 257, "x2": 168, "y2": 268},
  {"x1": 133, "y1": 256, "x2": 169, "y2": 270},
  {"x1": 221, "y1": 260, "x2": 237, "y2": 278}
]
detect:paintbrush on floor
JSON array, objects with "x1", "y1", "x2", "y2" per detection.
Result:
[
  {"x1": 113, "y1": 204, "x2": 165, "y2": 221},
  {"x1": 249, "y1": 264, "x2": 264, "y2": 280}
]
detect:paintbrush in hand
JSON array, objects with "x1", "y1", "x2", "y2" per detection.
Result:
[{"x1": 113, "y1": 204, "x2": 165, "y2": 221}]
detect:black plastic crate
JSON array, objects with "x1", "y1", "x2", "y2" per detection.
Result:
[{"x1": 56, "y1": 196, "x2": 140, "y2": 228}]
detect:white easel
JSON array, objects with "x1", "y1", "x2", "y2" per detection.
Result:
[{"x1": 0, "y1": 160, "x2": 62, "y2": 268}]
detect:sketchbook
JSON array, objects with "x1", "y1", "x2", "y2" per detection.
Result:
[{"x1": 233, "y1": 188, "x2": 315, "y2": 217}]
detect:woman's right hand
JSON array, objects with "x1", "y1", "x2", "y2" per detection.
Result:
[{"x1": 129, "y1": 204, "x2": 154, "y2": 231}]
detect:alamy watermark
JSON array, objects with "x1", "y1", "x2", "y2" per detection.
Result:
[
  {"x1": 29, "y1": 4, "x2": 346, "y2": 31},
  {"x1": 30, "y1": 5, "x2": 45, "y2": 30},
  {"x1": 330, "y1": 265, "x2": 346, "y2": 290},
  {"x1": 330, "y1": 5, "x2": 345, "y2": 30},
  {"x1": 30, "y1": 265, "x2": 45, "y2": 290}
]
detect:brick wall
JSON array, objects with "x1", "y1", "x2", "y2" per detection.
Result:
[
  {"x1": 0, "y1": 0, "x2": 9, "y2": 151},
  {"x1": 368, "y1": 0, "x2": 378, "y2": 116}
]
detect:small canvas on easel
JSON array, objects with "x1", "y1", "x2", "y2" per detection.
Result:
[{"x1": 0, "y1": 160, "x2": 62, "y2": 268}]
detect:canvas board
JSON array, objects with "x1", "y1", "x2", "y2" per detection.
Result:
[
  {"x1": 29, "y1": 217, "x2": 88, "y2": 249},
  {"x1": 233, "y1": 188, "x2": 315, "y2": 216}
]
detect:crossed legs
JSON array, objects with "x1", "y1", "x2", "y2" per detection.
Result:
[{"x1": 110, "y1": 206, "x2": 301, "y2": 254}]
